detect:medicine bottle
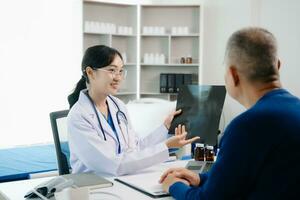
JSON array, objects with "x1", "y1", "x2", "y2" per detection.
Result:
[
  {"x1": 205, "y1": 145, "x2": 215, "y2": 161},
  {"x1": 185, "y1": 56, "x2": 192, "y2": 64},
  {"x1": 180, "y1": 57, "x2": 185, "y2": 64},
  {"x1": 194, "y1": 143, "x2": 205, "y2": 161}
]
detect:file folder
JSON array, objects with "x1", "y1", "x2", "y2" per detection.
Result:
[
  {"x1": 160, "y1": 73, "x2": 168, "y2": 93},
  {"x1": 167, "y1": 74, "x2": 175, "y2": 93},
  {"x1": 175, "y1": 74, "x2": 184, "y2": 93}
]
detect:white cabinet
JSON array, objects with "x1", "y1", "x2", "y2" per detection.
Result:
[
  {"x1": 140, "y1": 5, "x2": 202, "y2": 101},
  {"x1": 83, "y1": 0, "x2": 203, "y2": 102}
]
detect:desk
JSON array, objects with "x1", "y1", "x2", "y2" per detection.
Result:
[{"x1": 0, "y1": 160, "x2": 188, "y2": 199}]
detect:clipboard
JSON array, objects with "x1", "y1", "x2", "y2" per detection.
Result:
[{"x1": 115, "y1": 172, "x2": 169, "y2": 198}]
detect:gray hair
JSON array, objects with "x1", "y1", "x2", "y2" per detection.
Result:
[{"x1": 225, "y1": 27, "x2": 279, "y2": 83}]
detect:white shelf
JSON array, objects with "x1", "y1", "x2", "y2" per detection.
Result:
[
  {"x1": 140, "y1": 92, "x2": 178, "y2": 95},
  {"x1": 141, "y1": 34, "x2": 199, "y2": 37},
  {"x1": 171, "y1": 34, "x2": 199, "y2": 37},
  {"x1": 124, "y1": 63, "x2": 137, "y2": 66},
  {"x1": 141, "y1": 63, "x2": 199, "y2": 66},
  {"x1": 141, "y1": 34, "x2": 169, "y2": 37},
  {"x1": 112, "y1": 33, "x2": 137, "y2": 37},
  {"x1": 116, "y1": 92, "x2": 136, "y2": 95},
  {"x1": 140, "y1": 5, "x2": 201, "y2": 102},
  {"x1": 84, "y1": 32, "x2": 136, "y2": 37}
]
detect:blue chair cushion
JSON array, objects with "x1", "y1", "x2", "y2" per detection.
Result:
[{"x1": 0, "y1": 144, "x2": 67, "y2": 182}]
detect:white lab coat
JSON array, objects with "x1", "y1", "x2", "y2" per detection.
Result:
[{"x1": 67, "y1": 89, "x2": 169, "y2": 176}]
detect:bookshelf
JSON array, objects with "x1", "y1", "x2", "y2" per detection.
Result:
[{"x1": 83, "y1": 0, "x2": 203, "y2": 102}]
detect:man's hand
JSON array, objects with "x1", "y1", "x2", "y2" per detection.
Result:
[
  {"x1": 160, "y1": 172, "x2": 189, "y2": 193},
  {"x1": 160, "y1": 167, "x2": 200, "y2": 187}
]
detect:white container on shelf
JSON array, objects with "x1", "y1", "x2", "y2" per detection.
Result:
[
  {"x1": 96, "y1": 22, "x2": 101, "y2": 33},
  {"x1": 144, "y1": 53, "x2": 149, "y2": 64},
  {"x1": 143, "y1": 26, "x2": 151, "y2": 34},
  {"x1": 89, "y1": 21, "x2": 95, "y2": 33},
  {"x1": 126, "y1": 26, "x2": 130, "y2": 35},
  {"x1": 177, "y1": 26, "x2": 184, "y2": 35},
  {"x1": 104, "y1": 23, "x2": 109, "y2": 33},
  {"x1": 171, "y1": 26, "x2": 177, "y2": 35},
  {"x1": 84, "y1": 21, "x2": 89, "y2": 32},
  {"x1": 118, "y1": 26, "x2": 123, "y2": 34},
  {"x1": 148, "y1": 26, "x2": 153, "y2": 35},
  {"x1": 148, "y1": 53, "x2": 154, "y2": 64},
  {"x1": 107, "y1": 23, "x2": 112, "y2": 34},
  {"x1": 160, "y1": 27, "x2": 165, "y2": 35},
  {"x1": 154, "y1": 26, "x2": 160, "y2": 35},
  {"x1": 128, "y1": 26, "x2": 133, "y2": 35},
  {"x1": 112, "y1": 24, "x2": 116, "y2": 34},
  {"x1": 183, "y1": 26, "x2": 189, "y2": 34},
  {"x1": 100, "y1": 23, "x2": 104, "y2": 33},
  {"x1": 98, "y1": 22, "x2": 103, "y2": 33},
  {"x1": 160, "y1": 54, "x2": 165, "y2": 64},
  {"x1": 154, "y1": 53, "x2": 159, "y2": 64}
]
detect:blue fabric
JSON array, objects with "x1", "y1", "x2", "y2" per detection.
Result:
[
  {"x1": 169, "y1": 89, "x2": 300, "y2": 199},
  {"x1": 107, "y1": 109, "x2": 121, "y2": 154},
  {"x1": 0, "y1": 143, "x2": 69, "y2": 182}
]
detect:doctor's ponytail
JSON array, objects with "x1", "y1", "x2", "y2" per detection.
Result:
[{"x1": 68, "y1": 76, "x2": 87, "y2": 108}]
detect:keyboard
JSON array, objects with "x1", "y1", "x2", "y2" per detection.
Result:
[
  {"x1": 202, "y1": 162, "x2": 214, "y2": 173},
  {"x1": 185, "y1": 161, "x2": 214, "y2": 174}
]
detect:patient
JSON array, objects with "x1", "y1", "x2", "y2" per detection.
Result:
[{"x1": 159, "y1": 27, "x2": 300, "y2": 199}]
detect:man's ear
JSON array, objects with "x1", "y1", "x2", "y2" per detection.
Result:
[
  {"x1": 229, "y1": 66, "x2": 240, "y2": 86},
  {"x1": 277, "y1": 59, "x2": 281, "y2": 70}
]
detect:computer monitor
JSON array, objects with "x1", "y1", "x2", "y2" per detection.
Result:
[{"x1": 169, "y1": 85, "x2": 226, "y2": 145}]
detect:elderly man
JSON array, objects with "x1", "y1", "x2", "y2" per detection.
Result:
[{"x1": 160, "y1": 27, "x2": 300, "y2": 199}]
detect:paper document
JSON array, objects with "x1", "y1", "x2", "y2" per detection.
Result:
[{"x1": 115, "y1": 171, "x2": 169, "y2": 198}]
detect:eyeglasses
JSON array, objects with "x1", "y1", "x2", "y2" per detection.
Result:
[{"x1": 93, "y1": 66, "x2": 127, "y2": 78}]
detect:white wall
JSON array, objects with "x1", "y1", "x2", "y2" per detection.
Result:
[
  {"x1": 0, "y1": 0, "x2": 82, "y2": 148},
  {"x1": 202, "y1": 0, "x2": 300, "y2": 129},
  {"x1": 259, "y1": 0, "x2": 300, "y2": 97},
  {"x1": 202, "y1": 0, "x2": 253, "y2": 129}
]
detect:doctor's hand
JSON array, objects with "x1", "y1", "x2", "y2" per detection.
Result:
[
  {"x1": 159, "y1": 167, "x2": 200, "y2": 187},
  {"x1": 163, "y1": 109, "x2": 182, "y2": 130},
  {"x1": 165, "y1": 124, "x2": 200, "y2": 148}
]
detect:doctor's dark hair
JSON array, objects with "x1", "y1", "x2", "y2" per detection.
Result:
[
  {"x1": 68, "y1": 45, "x2": 123, "y2": 108},
  {"x1": 225, "y1": 27, "x2": 279, "y2": 83}
]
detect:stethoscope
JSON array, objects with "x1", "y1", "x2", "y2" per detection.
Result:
[{"x1": 85, "y1": 91, "x2": 131, "y2": 153}]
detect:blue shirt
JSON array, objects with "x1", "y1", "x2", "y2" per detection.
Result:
[
  {"x1": 169, "y1": 89, "x2": 300, "y2": 199},
  {"x1": 107, "y1": 108, "x2": 121, "y2": 154}
]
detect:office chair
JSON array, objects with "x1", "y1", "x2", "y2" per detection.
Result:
[{"x1": 49, "y1": 110, "x2": 70, "y2": 175}]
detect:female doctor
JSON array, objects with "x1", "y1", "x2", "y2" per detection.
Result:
[{"x1": 67, "y1": 45, "x2": 199, "y2": 176}]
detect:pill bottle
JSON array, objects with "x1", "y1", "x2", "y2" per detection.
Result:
[
  {"x1": 194, "y1": 143, "x2": 205, "y2": 161},
  {"x1": 205, "y1": 145, "x2": 215, "y2": 162}
]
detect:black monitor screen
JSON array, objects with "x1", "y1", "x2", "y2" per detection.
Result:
[{"x1": 169, "y1": 85, "x2": 226, "y2": 145}]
